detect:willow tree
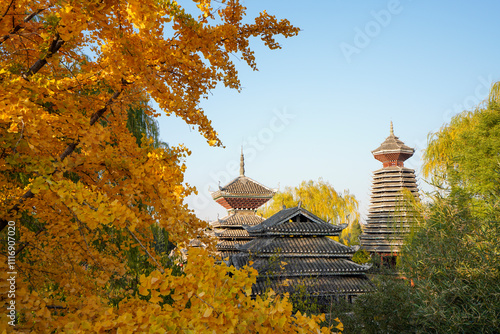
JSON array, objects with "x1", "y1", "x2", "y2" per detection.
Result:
[
  {"x1": 127, "y1": 100, "x2": 167, "y2": 149},
  {"x1": 422, "y1": 81, "x2": 500, "y2": 209},
  {"x1": 396, "y1": 81, "x2": 500, "y2": 333},
  {"x1": 259, "y1": 179, "x2": 361, "y2": 245},
  {"x1": 0, "y1": 1, "x2": 335, "y2": 332}
]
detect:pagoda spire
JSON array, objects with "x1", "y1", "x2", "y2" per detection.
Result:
[
  {"x1": 240, "y1": 147, "x2": 245, "y2": 176},
  {"x1": 372, "y1": 122, "x2": 414, "y2": 168}
]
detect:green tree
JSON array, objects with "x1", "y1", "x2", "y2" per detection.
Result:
[
  {"x1": 423, "y1": 81, "x2": 500, "y2": 214},
  {"x1": 343, "y1": 276, "x2": 418, "y2": 334},
  {"x1": 126, "y1": 100, "x2": 167, "y2": 149},
  {"x1": 397, "y1": 81, "x2": 500, "y2": 333},
  {"x1": 398, "y1": 195, "x2": 500, "y2": 333}
]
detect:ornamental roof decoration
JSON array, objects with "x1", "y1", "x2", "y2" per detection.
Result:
[{"x1": 243, "y1": 206, "x2": 346, "y2": 236}]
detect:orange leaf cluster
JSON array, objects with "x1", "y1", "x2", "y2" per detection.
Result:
[{"x1": 0, "y1": 0, "x2": 336, "y2": 332}]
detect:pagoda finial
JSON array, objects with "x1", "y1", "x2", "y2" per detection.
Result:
[
  {"x1": 390, "y1": 121, "x2": 394, "y2": 136},
  {"x1": 240, "y1": 147, "x2": 245, "y2": 176}
]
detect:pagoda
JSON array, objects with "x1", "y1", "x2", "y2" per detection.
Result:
[
  {"x1": 359, "y1": 122, "x2": 420, "y2": 264},
  {"x1": 210, "y1": 150, "x2": 276, "y2": 259},
  {"x1": 232, "y1": 205, "x2": 373, "y2": 304}
]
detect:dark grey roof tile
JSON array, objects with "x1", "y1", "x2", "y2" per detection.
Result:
[
  {"x1": 252, "y1": 276, "x2": 374, "y2": 296},
  {"x1": 236, "y1": 237, "x2": 355, "y2": 257}
]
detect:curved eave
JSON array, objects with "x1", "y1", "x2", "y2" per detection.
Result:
[
  {"x1": 211, "y1": 193, "x2": 275, "y2": 201},
  {"x1": 247, "y1": 231, "x2": 342, "y2": 237},
  {"x1": 251, "y1": 276, "x2": 374, "y2": 297},
  {"x1": 372, "y1": 148, "x2": 414, "y2": 156},
  {"x1": 210, "y1": 175, "x2": 276, "y2": 200}
]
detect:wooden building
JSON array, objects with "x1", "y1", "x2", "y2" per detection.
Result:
[
  {"x1": 210, "y1": 150, "x2": 276, "y2": 259},
  {"x1": 231, "y1": 205, "x2": 373, "y2": 304},
  {"x1": 360, "y1": 122, "x2": 420, "y2": 264}
]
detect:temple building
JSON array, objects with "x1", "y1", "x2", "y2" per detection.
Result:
[
  {"x1": 359, "y1": 122, "x2": 420, "y2": 264},
  {"x1": 210, "y1": 151, "x2": 276, "y2": 259},
  {"x1": 231, "y1": 205, "x2": 373, "y2": 304}
]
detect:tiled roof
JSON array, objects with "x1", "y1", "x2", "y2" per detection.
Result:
[
  {"x1": 225, "y1": 206, "x2": 372, "y2": 300},
  {"x1": 211, "y1": 213, "x2": 265, "y2": 228},
  {"x1": 211, "y1": 176, "x2": 275, "y2": 199},
  {"x1": 360, "y1": 231, "x2": 406, "y2": 253},
  {"x1": 217, "y1": 251, "x2": 236, "y2": 261},
  {"x1": 244, "y1": 206, "x2": 346, "y2": 236},
  {"x1": 251, "y1": 275, "x2": 374, "y2": 296},
  {"x1": 236, "y1": 237, "x2": 355, "y2": 257},
  {"x1": 372, "y1": 123, "x2": 414, "y2": 156},
  {"x1": 215, "y1": 240, "x2": 249, "y2": 251},
  {"x1": 360, "y1": 155, "x2": 420, "y2": 254},
  {"x1": 360, "y1": 244, "x2": 404, "y2": 253},
  {"x1": 361, "y1": 224, "x2": 412, "y2": 231},
  {"x1": 366, "y1": 211, "x2": 419, "y2": 218},
  {"x1": 214, "y1": 229, "x2": 251, "y2": 239},
  {"x1": 360, "y1": 234, "x2": 405, "y2": 241},
  {"x1": 231, "y1": 255, "x2": 372, "y2": 277},
  {"x1": 372, "y1": 167, "x2": 417, "y2": 176}
]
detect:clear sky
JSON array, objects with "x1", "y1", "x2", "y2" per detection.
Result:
[{"x1": 157, "y1": 0, "x2": 500, "y2": 222}]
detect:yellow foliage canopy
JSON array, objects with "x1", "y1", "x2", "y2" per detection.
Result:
[{"x1": 0, "y1": 0, "x2": 336, "y2": 332}]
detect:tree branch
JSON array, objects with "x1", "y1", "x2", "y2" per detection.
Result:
[
  {"x1": 0, "y1": 88, "x2": 124, "y2": 235},
  {"x1": 0, "y1": 0, "x2": 16, "y2": 24},
  {"x1": 0, "y1": 7, "x2": 47, "y2": 45},
  {"x1": 23, "y1": 34, "x2": 65, "y2": 80},
  {"x1": 194, "y1": 294, "x2": 221, "y2": 317},
  {"x1": 15, "y1": 226, "x2": 45, "y2": 256}
]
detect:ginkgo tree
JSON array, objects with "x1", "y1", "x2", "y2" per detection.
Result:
[{"x1": 0, "y1": 0, "x2": 338, "y2": 332}]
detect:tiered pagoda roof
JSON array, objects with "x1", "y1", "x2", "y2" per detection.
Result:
[
  {"x1": 210, "y1": 150, "x2": 275, "y2": 258},
  {"x1": 371, "y1": 122, "x2": 414, "y2": 168},
  {"x1": 232, "y1": 206, "x2": 373, "y2": 301},
  {"x1": 360, "y1": 122, "x2": 420, "y2": 255},
  {"x1": 244, "y1": 206, "x2": 346, "y2": 236},
  {"x1": 210, "y1": 152, "x2": 275, "y2": 211}
]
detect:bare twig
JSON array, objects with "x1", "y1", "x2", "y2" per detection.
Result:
[
  {"x1": 15, "y1": 226, "x2": 46, "y2": 256},
  {"x1": 126, "y1": 226, "x2": 165, "y2": 273},
  {"x1": 194, "y1": 294, "x2": 221, "y2": 317},
  {"x1": 63, "y1": 202, "x2": 98, "y2": 265},
  {"x1": 46, "y1": 305, "x2": 67, "y2": 310},
  {"x1": 12, "y1": 119, "x2": 24, "y2": 153},
  {"x1": 0, "y1": 0, "x2": 15, "y2": 24}
]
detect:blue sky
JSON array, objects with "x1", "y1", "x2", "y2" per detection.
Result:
[{"x1": 157, "y1": 0, "x2": 500, "y2": 221}]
